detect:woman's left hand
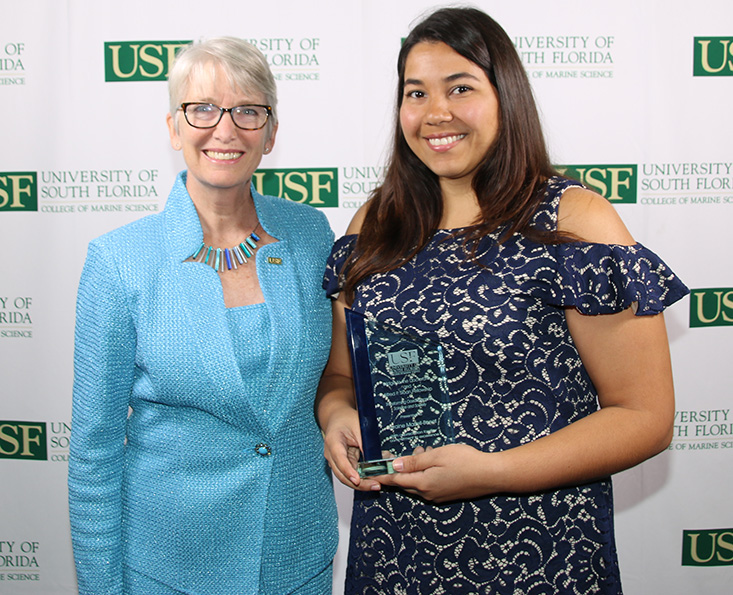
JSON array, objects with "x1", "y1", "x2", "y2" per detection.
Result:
[{"x1": 375, "y1": 444, "x2": 496, "y2": 503}]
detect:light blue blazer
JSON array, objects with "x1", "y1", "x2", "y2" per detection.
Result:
[{"x1": 69, "y1": 172, "x2": 338, "y2": 595}]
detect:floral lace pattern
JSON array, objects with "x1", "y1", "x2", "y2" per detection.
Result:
[{"x1": 324, "y1": 177, "x2": 688, "y2": 594}]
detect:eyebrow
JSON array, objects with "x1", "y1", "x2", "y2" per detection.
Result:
[{"x1": 404, "y1": 72, "x2": 482, "y2": 86}]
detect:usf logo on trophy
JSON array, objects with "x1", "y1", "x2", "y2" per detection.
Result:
[{"x1": 345, "y1": 310, "x2": 454, "y2": 477}]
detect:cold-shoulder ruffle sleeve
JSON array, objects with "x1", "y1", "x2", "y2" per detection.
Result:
[
  {"x1": 531, "y1": 242, "x2": 689, "y2": 315},
  {"x1": 323, "y1": 234, "x2": 357, "y2": 299}
]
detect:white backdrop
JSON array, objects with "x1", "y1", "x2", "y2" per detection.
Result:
[{"x1": 1, "y1": 1, "x2": 732, "y2": 593}]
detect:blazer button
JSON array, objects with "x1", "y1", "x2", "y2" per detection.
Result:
[{"x1": 255, "y1": 443, "x2": 272, "y2": 457}]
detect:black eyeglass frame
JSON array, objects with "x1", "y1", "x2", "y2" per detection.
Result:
[{"x1": 178, "y1": 102, "x2": 272, "y2": 130}]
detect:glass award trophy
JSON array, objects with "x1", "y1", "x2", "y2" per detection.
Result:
[{"x1": 345, "y1": 309, "x2": 454, "y2": 478}]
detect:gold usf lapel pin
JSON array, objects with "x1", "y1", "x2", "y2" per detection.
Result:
[{"x1": 267, "y1": 256, "x2": 283, "y2": 265}]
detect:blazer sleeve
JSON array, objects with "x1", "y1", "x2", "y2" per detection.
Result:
[{"x1": 68, "y1": 240, "x2": 136, "y2": 595}]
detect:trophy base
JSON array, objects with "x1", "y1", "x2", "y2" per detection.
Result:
[{"x1": 358, "y1": 458, "x2": 396, "y2": 478}]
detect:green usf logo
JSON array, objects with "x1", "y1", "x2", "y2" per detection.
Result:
[
  {"x1": 555, "y1": 165, "x2": 637, "y2": 203},
  {"x1": 252, "y1": 168, "x2": 338, "y2": 207},
  {"x1": 682, "y1": 529, "x2": 733, "y2": 566},
  {"x1": 104, "y1": 41, "x2": 191, "y2": 81},
  {"x1": 694, "y1": 38, "x2": 733, "y2": 76},
  {"x1": 689, "y1": 288, "x2": 733, "y2": 327},
  {"x1": 0, "y1": 422, "x2": 47, "y2": 460},
  {"x1": 0, "y1": 172, "x2": 37, "y2": 211}
]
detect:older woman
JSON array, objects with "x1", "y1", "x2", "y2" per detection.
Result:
[{"x1": 69, "y1": 37, "x2": 337, "y2": 595}]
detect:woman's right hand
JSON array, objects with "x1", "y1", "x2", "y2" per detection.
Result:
[
  {"x1": 318, "y1": 387, "x2": 382, "y2": 491},
  {"x1": 320, "y1": 404, "x2": 374, "y2": 490},
  {"x1": 316, "y1": 288, "x2": 382, "y2": 491}
]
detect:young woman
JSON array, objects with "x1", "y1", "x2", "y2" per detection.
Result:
[{"x1": 317, "y1": 8, "x2": 687, "y2": 594}]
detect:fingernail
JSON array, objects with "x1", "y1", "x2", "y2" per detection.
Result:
[
  {"x1": 392, "y1": 459, "x2": 403, "y2": 471},
  {"x1": 370, "y1": 483, "x2": 381, "y2": 491}
]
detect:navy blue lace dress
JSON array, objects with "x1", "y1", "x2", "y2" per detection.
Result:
[{"x1": 323, "y1": 177, "x2": 688, "y2": 595}]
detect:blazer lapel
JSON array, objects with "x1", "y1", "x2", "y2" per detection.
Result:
[
  {"x1": 252, "y1": 193, "x2": 306, "y2": 432},
  {"x1": 161, "y1": 172, "x2": 270, "y2": 432},
  {"x1": 177, "y1": 265, "x2": 271, "y2": 430}
]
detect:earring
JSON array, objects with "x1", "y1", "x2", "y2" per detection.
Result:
[{"x1": 264, "y1": 146, "x2": 271, "y2": 154}]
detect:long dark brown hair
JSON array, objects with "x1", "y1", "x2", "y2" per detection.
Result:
[{"x1": 343, "y1": 7, "x2": 560, "y2": 301}]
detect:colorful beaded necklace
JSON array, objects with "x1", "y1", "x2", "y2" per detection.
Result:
[{"x1": 189, "y1": 223, "x2": 261, "y2": 273}]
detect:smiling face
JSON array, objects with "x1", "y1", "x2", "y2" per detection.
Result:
[
  {"x1": 400, "y1": 41, "x2": 500, "y2": 193},
  {"x1": 166, "y1": 64, "x2": 277, "y2": 201}
]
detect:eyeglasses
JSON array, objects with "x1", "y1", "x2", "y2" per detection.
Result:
[{"x1": 179, "y1": 102, "x2": 272, "y2": 130}]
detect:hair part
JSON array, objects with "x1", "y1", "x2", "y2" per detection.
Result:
[
  {"x1": 167, "y1": 37, "x2": 278, "y2": 135},
  {"x1": 343, "y1": 7, "x2": 559, "y2": 301}
]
